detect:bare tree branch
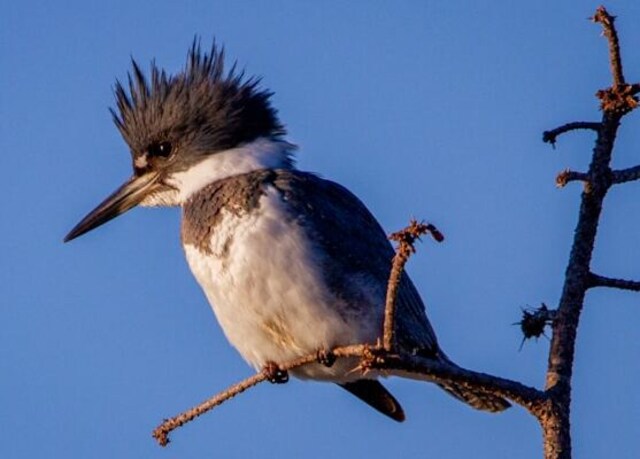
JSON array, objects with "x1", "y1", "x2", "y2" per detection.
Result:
[
  {"x1": 542, "y1": 122, "x2": 601, "y2": 147},
  {"x1": 588, "y1": 273, "x2": 640, "y2": 292},
  {"x1": 540, "y1": 6, "x2": 639, "y2": 459},
  {"x1": 593, "y1": 6, "x2": 625, "y2": 87},
  {"x1": 612, "y1": 165, "x2": 640, "y2": 184},
  {"x1": 383, "y1": 220, "x2": 443, "y2": 351},
  {"x1": 152, "y1": 371, "x2": 269, "y2": 446},
  {"x1": 555, "y1": 169, "x2": 590, "y2": 188},
  {"x1": 153, "y1": 343, "x2": 545, "y2": 447}
]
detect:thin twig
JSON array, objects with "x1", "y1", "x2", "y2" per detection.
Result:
[
  {"x1": 612, "y1": 165, "x2": 640, "y2": 184},
  {"x1": 542, "y1": 122, "x2": 601, "y2": 147},
  {"x1": 152, "y1": 371, "x2": 267, "y2": 446},
  {"x1": 593, "y1": 6, "x2": 625, "y2": 87},
  {"x1": 588, "y1": 273, "x2": 640, "y2": 292},
  {"x1": 382, "y1": 220, "x2": 443, "y2": 351},
  {"x1": 555, "y1": 170, "x2": 589, "y2": 188},
  {"x1": 592, "y1": 7, "x2": 638, "y2": 114},
  {"x1": 153, "y1": 352, "x2": 322, "y2": 446},
  {"x1": 153, "y1": 342, "x2": 544, "y2": 446}
]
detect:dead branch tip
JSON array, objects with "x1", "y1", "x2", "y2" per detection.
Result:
[
  {"x1": 542, "y1": 122, "x2": 601, "y2": 147},
  {"x1": 384, "y1": 219, "x2": 442, "y2": 351},
  {"x1": 555, "y1": 169, "x2": 589, "y2": 188},
  {"x1": 593, "y1": 6, "x2": 625, "y2": 87}
]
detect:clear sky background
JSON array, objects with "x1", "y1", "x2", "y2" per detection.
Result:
[{"x1": 2, "y1": 1, "x2": 640, "y2": 458}]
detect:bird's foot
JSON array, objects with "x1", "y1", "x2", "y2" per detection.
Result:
[
  {"x1": 316, "y1": 348, "x2": 336, "y2": 367},
  {"x1": 262, "y1": 361, "x2": 289, "y2": 384}
]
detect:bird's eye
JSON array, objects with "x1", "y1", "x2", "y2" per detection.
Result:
[{"x1": 148, "y1": 141, "x2": 173, "y2": 158}]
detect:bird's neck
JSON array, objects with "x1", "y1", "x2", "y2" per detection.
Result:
[{"x1": 168, "y1": 137, "x2": 296, "y2": 205}]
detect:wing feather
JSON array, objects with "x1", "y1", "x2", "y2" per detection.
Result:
[{"x1": 271, "y1": 170, "x2": 439, "y2": 354}]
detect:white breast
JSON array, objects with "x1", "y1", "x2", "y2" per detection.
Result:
[{"x1": 183, "y1": 186, "x2": 380, "y2": 382}]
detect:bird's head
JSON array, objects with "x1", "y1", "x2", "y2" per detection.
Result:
[{"x1": 65, "y1": 40, "x2": 286, "y2": 242}]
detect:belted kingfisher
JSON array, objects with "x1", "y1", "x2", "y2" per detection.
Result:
[{"x1": 65, "y1": 41, "x2": 509, "y2": 421}]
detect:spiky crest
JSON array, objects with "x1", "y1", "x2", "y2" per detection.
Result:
[{"x1": 110, "y1": 39, "x2": 284, "y2": 161}]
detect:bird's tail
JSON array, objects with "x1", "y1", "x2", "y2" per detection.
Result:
[
  {"x1": 388, "y1": 351, "x2": 511, "y2": 412},
  {"x1": 436, "y1": 381, "x2": 511, "y2": 412},
  {"x1": 435, "y1": 352, "x2": 511, "y2": 412}
]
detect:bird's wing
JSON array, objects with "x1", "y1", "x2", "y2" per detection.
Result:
[{"x1": 271, "y1": 169, "x2": 440, "y2": 354}]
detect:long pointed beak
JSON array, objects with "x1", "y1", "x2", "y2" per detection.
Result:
[{"x1": 64, "y1": 173, "x2": 160, "y2": 242}]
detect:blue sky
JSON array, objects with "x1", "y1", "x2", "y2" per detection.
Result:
[{"x1": 2, "y1": 1, "x2": 640, "y2": 458}]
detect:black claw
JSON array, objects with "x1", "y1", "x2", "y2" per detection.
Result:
[
  {"x1": 316, "y1": 349, "x2": 336, "y2": 367},
  {"x1": 263, "y1": 362, "x2": 289, "y2": 384}
]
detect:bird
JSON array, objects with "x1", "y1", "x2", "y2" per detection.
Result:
[{"x1": 64, "y1": 40, "x2": 510, "y2": 422}]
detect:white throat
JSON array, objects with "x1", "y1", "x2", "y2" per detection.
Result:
[{"x1": 168, "y1": 137, "x2": 295, "y2": 204}]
